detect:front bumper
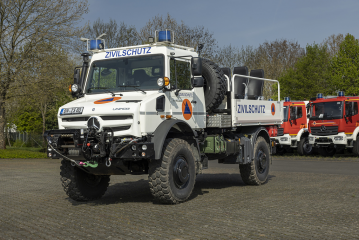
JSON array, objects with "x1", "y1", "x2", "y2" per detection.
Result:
[
  {"x1": 308, "y1": 132, "x2": 348, "y2": 146},
  {"x1": 44, "y1": 129, "x2": 155, "y2": 161}
]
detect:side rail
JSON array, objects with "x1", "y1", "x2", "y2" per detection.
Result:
[{"x1": 231, "y1": 74, "x2": 282, "y2": 126}]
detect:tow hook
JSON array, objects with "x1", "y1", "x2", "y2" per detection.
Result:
[
  {"x1": 79, "y1": 161, "x2": 98, "y2": 168},
  {"x1": 106, "y1": 158, "x2": 112, "y2": 167}
]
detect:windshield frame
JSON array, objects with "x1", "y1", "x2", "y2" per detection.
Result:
[
  {"x1": 84, "y1": 54, "x2": 165, "y2": 95},
  {"x1": 310, "y1": 101, "x2": 344, "y2": 120}
]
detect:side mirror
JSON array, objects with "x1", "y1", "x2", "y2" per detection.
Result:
[
  {"x1": 74, "y1": 67, "x2": 81, "y2": 85},
  {"x1": 191, "y1": 57, "x2": 202, "y2": 76},
  {"x1": 345, "y1": 102, "x2": 354, "y2": 117},
  {"x1": 192, "y1": 77, "x2": 204, "y2": 87}
]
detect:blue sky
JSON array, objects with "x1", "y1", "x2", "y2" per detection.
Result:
[{"x1": 81, "y1": 0, "x2": 359, "y2": 49}]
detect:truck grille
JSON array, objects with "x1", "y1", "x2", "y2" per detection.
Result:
[
  {"x1": 311, "y1": 126, "x2": 338, "y2": 136},
  {"x1": 315, "y1": 137, "x2": 333, "y2": 143},
  {"x1": 277, "y1": 128, "x2": 284, "y2": 136},
  {"x1": 62, "y1": 115, "x2": 132, "y2": 122}
]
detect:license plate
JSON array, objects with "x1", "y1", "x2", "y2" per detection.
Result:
[{"x1": 60, "y1": 107, "x2": 84, "y2": 115}]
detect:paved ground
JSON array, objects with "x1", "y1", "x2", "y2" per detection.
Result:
[{"x1": 0, "y1": 155, "x2": 358, "y2": 239}]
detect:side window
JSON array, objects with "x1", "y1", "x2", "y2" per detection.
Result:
[
  {"x1": 298, "y1": 107, "x2": 303, "y2": 118},
  {"x1": 170, "y1": 59, "x2": 191, "y2": 90},
  {"x1": 354, "y1": 102, "x2": 358, "y2": 115}
]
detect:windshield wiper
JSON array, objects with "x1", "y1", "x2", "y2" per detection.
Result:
[
  {"x1": 104, "y1": 90, "x2": 123, "y2": 97},
  {"x1": 122, "y1": 85, "x2": 146, "y2": 94}
]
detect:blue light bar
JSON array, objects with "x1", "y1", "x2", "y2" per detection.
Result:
[
  {"x1": 158, "y1": 31, "x2": 171, "y2": 42},
  {"x1": 268, "y1": 98, "x2": 273, "y2": 101},
  {"x1": 338, "y1": 91, "x2": 345, "y2": 97},
  {"x1": 284, "y1": 97, "x2": 290, "y2": 102},
  {"x1": 317, "y1": 93, "x2": 323, "y2": 99},
  {"x1": 90, "y1": 40, "x2": 102, "y2": 50}
]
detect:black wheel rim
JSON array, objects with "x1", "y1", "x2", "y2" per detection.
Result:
[
  {"x1": 256, "y1": 148, "x2": 267, "y2": 174},
  {"x1": 173, "y1": 156, "x2": 190, "y2": 189},
  {"x1": 303, "y1": 140, "x2": 312, "y2": 153}
]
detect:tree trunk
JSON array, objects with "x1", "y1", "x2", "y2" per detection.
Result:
[{"x1": 0, "y1": 97, "x2": 6, "y2": 149}]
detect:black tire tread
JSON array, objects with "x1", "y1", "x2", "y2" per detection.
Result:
[
  {"x1": 202, "y1": 59, "x2": 227, "y2": 112},
  {"x1": 148, "y1": 138, "x2": 195, "y2": 204},
  {"x1": 60, "y1": 160, "x2": 110, "y2": 201},
  {"x1": 239, "y1": 137, "x2": 269, "y2": 185},
  {"x1": 297, "y1": 137, "x2": 312, "y2": 156}
]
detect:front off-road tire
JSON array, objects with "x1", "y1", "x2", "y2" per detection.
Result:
[
  {"x1": 148, "y1": 138, "x2": 196, "y2": 204},
  {"x1": 202, "y1": 59, "x2": 227, "y2": 112},
  {"x1": 239, "y1": 137, "x2": 270, "y2": 185},
  {"x1": 318, "y1": 147, "x2": 336, "y2": 157},
  {"x1": 60, "y1": 160, "x2": 110, "y2": 201},
  {"x1": 297, "y1": 137, "x2": 313, "y2": 156}
]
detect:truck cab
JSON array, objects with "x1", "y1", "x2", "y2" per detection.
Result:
[
  {"x1": 308, "y1": 92, "x2": 359, "y2": 156},
  {"x1": 272, "y1": 98, "x2": 311, "y2": 155}
]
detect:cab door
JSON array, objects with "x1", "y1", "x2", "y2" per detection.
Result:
[
  {"x1": 168, "y1": 57, "x2": 202, "y2": 128},
  {"x1": 345, "y1": 101, "x2": 358, "y2": 134}
]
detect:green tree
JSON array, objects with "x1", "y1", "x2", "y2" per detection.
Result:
[
  {"x1": 278, "y1": 44, "x2": 331, "y2": 100},
  {"x1": 330, "y1": 34, "x2": 359, "y2": 95},
  {"x1": 0, "y1": 0, "x2": 88, "y2": 149}
]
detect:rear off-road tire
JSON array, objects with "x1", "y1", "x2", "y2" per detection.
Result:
[
  {"x1": 202, "y1": 59, "x2": 227, "y2": 112},
  {"x1": 60, "y1": 160, "x2": 110, "y2": 201},
  {"x1": 297, "y1": 137, "x2": 313, "y2": 156},
  {"x1": 148, "y1": 138, "x2": 196, "y2": 204},
  {"x1": 239, "y1": 137, "x2": 270, "y2": 185}
]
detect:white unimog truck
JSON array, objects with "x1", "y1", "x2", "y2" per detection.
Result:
[{"x1": 45, "y1": 30, "x2": 283, "y2": 204}]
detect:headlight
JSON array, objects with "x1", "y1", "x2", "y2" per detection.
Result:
[
  {"x1": 157, "y1": 77, "x2": 169, "y2": 87},
  {"x1": 71, "y1": 84, "x2": 80, "y2": 93},
  {"x1": 280, "y1": 137, "x2": 288, "y2": 141},
  {"x1": 157, "y1": 78, "x2": 164, "y2": 87},
  {"x1": 142, "y1": 145, "x2": 147, "y2": 151},
  {"x1": 309, "y1": 137, "x2": 314, "y2": 141},
  {"x1": 132, "y1": 145, "x2": 137, "y2": 151},
  {"x1": 334, "y1": 136, "x2": 343, "y2": 141}
]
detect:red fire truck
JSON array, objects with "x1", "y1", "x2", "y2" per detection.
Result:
[
  {"x1": 272, "y1": 97, "x2": 312, "y2": 155},
  {"x1": 308, "y1": 91, "x2": 359, "y2": 156}
]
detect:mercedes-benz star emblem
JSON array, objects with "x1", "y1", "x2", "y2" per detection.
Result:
[
  {"x1": 320, "y1": 125, "x2": 326, "y2": 131},
  {"x1": 87, "y1": 117, "x2": 100, "y2": 131}
]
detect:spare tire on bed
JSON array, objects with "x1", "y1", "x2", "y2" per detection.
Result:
[{"x1": 202, "y1": 59, "x2": 227, "y2": 112}]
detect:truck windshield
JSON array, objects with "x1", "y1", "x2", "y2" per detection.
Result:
[
  {"x1": 310, "y1": 101, "x2": 343, "y2": 120},
  {"x1": 85, "y1": 54, "x2": 164, "y2": 94},
  {"x1": 283, "y1": 106, "x2": 288, "y2": 122}
]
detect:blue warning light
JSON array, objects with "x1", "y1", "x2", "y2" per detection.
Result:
[
  {"x1": 90, "y1": 40, "x2": 102, "y2": 50},
  {"x1": 284, "y1": 97, "x2": 290, "y2": 102},
  {"x1": 158, "y1": 31, "x2": 171, "y2": 42},
  {"x1": 317, "y1": 93, "x2": 323, "y2": 99},
  {"x1": 338, "y1": 91, "x2": 345, "y2": 97}
]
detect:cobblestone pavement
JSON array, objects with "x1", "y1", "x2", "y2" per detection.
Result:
[{"x1": 0, "y1": 157, "x2": 358, "y2": 239}]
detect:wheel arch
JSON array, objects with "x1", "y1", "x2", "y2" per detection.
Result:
[
  {"x1": 297, "y1": 129, "x2": 309, "y2": 141},
  {"x1": 352, "y1": 126, "x2": 359, "y2": 141},
  {"x1": 151, "y1": 119, "x2": 198, "y2": 160},
  {"x1": 240, "y1": 126, "x2": 271, "y2": 159}
]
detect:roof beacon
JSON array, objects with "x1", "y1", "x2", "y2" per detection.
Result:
[
  {"x1": 156, "y1": 30, "x2": 174, "y2": 44},
  {"x1": 83, "y1": 33, "x2": 106, "y2": 52},
  {"x1": 284, "y1": 97, "x2": 290, "y2": 102},
  {"x1": 317, "y1": 93, "x2": 323, "y2": 99},
  {"x1": 338, "y1": 91, "x2": 345, "y2": 97}
]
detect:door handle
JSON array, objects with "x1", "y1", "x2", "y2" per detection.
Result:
[{"x1": 191, "y1": 100, "x2": 197, "y2": 104}]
